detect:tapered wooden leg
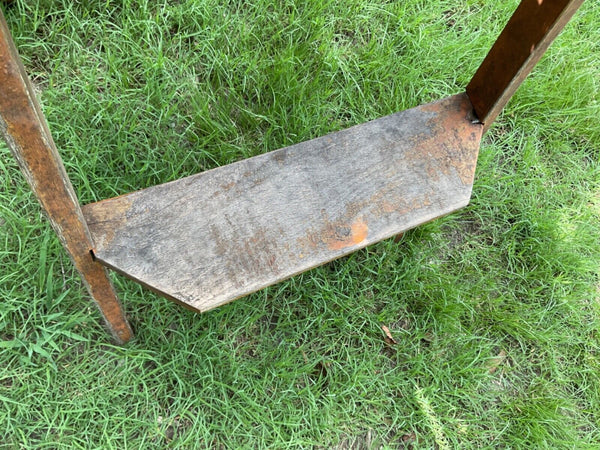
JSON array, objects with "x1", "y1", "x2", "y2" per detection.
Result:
[
  {"x1": 0, "y1": 11, "x2": 132, "y2": 343},
  {"x1": 466, "y1": 0, "x2": 585, "y2": 132}
]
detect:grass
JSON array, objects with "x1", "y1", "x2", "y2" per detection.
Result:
[{"x1": 1, "y1": 0, "x2": 599, "y2": 447}]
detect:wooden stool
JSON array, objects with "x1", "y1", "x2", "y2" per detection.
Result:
[{"x1": 0, "y1": 1, "x2": 584, "y2": 343}]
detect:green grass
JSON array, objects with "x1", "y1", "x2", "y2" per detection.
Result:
[{"x1": 1, "y1": 0, "x2": 599, "y2": 447}]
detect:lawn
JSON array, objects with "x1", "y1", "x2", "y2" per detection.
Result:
[{"x1": 1, "y1": 0, "x2": 599, "y2": 447}]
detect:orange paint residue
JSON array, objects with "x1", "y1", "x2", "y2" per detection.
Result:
[
  {"x1": 327, "y1": 218, "x2": 368, "y2": 250},
  {"x1": 350, "y1": 219, "x2": 368, "y2": 245}
]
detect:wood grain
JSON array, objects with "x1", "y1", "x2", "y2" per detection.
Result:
[
  {"x1": 83, "y1": 93, "x2": 483, "y2": 313},
  {"x1": 0, "y1": 11, "x2": 132, "y2": 343}
]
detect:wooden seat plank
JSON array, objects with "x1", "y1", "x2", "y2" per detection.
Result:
[{"x1": 82, "y1": 93, "x2": 483, "y2": 312}]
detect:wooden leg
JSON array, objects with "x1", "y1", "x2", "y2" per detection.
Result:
[
  {"x1": 0, "y1": 11, "x2": 132, "y2": 343},
  {"x1": 466, "y1": 0, "x2": 585, "y2": 132}
]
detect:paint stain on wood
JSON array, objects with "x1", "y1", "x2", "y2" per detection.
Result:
[
  {"x1": 418, "y1": 97, "x2": 481, "y2": 186},
  {"x1": 327, "y1": 218, "x2": 368, "y2": 250}
]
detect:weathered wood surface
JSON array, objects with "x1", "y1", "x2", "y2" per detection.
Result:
[
  {"x1": 0, "y1": 11, "x2": 132, "y2": 343},
  {"x1": 83, "y1": 93, "x2": 483, "y2": 312},
  {"x1": 466, "y1": 0, "x2": 585, "y2": 132}
]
